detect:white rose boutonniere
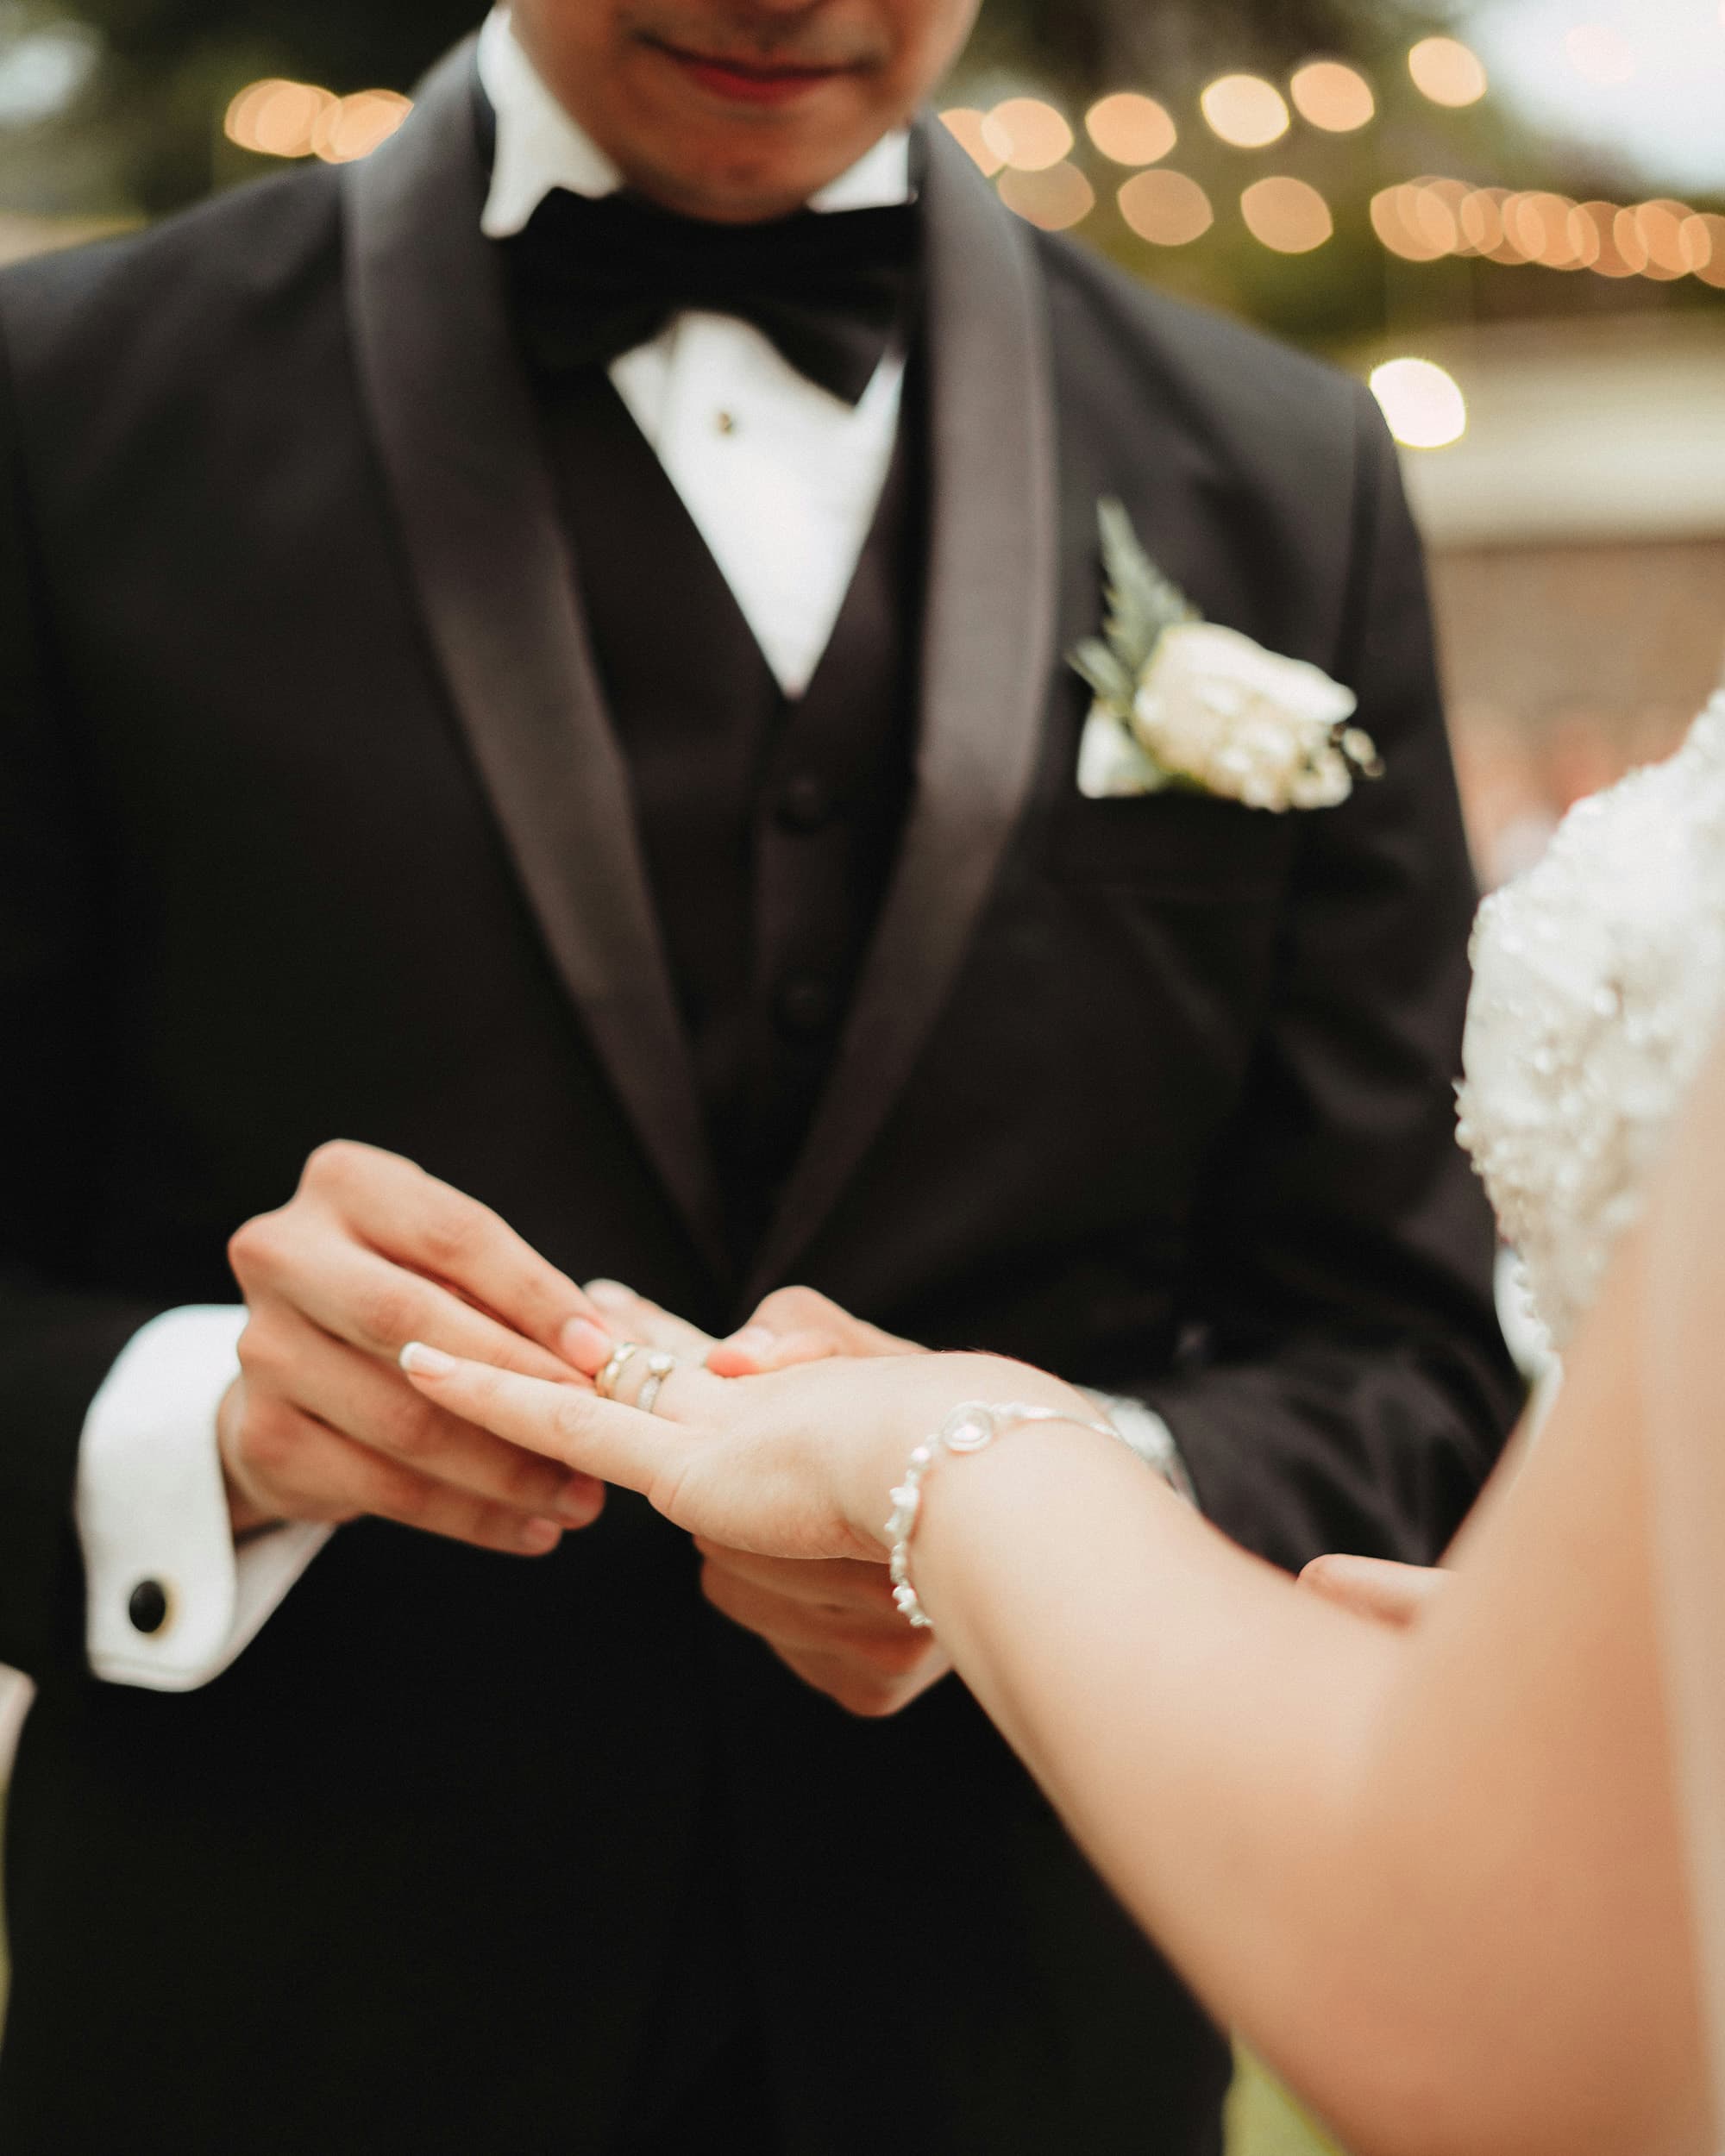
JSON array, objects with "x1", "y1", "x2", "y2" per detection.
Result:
[{"x1": 1070, "y1": 501, "x2": 1383, "y2": 812}]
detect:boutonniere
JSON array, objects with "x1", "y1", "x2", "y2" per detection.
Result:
[{"x1": 1070, "y1": 501, "x2": 1383, "y2": 812}]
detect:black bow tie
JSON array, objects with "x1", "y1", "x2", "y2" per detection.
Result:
[{"x1": 501, "y1": 186, "x2": 920, "y2": 405}]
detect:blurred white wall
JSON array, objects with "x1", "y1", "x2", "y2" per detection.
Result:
[
  {"x1": 1386, "y1": 313, "x2": 1725, "y2": 884},
  {"x1": 1400, "y1": 315, "x2": 1725, "y2": 550}
]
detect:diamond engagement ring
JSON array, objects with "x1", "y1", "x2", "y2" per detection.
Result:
[{"x1": 635, "y1": 1351, "x2": 677, "y2": 1416}]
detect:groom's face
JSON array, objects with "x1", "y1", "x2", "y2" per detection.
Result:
[{"x1": 511, "y1": 0, "x2": 982, "y2": 222}]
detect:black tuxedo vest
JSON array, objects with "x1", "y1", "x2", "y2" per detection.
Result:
[
  {"x1": 513, "y1": 346, "x2": 925, "y2": 1260},
  {"x1": 493, "y1": 275, "x2": 928, "y2": 2136}
]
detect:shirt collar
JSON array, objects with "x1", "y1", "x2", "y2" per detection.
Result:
[{"x1": 476, "y1": 8, "x2": 913, "y2": 240}]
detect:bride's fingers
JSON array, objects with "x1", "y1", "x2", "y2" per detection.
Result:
[{"x1": 398, "y1": 1343, "x2": 695, "y2": 1498}]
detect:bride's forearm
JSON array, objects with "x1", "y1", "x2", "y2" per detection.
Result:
[
  {"x1": 906, "y1": 1385, "x2": 1705, "y2": 2156},
  {"x1": 909, "y1": 1423, "x2": 1403, "y2": 2131}
]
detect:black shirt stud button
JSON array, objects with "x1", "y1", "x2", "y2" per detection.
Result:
[
  {"x1": 775, "y1": 976, "x2": 837, "y2": 1037},
  {"x1": 776, "y1": 773, "x2": 834, "y2": 833},
  {"x1": 128, "y1": 1579, "x2": 172, "y2": 1637}
]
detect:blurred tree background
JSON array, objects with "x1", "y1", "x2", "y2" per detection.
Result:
[
  {"x1": 16, "y1": 0, "x2": 1440, "y2": 216},
  {"x1": 3, "y1": 0, "x2": 1717, "y2": 353}
]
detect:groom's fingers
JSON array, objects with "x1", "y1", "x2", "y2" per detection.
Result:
[
  {"x1": 582, "y1": 1281, "x2": 717, "y2": 1362},
  {"x1": 235, "y1": 1305, "x2": 603, "y2": 1526},
  {"x1": 224, "y1": 1398, "x2": 574, "y2": 1557},
  {"x1": 711, "y1": 1287, "x2": 920, "y2": 1376},
  {"x1": 233, "y1": 1212, "x2": 580, "y2": 1384},
  {"x1": 693, "y1": 1543, "x2": 894, "y2": 1608},
  {"x1": 695, "y1": 1547, "x2": 951, "y2": 1715},
  {"x1": 293, "y1": 1140, "x2": 604, "y2": 1357}
]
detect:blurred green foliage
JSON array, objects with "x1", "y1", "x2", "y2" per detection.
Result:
[
  {"x1": 4, "y1": 0, "x2": 1716, "y2": 354},
  {"x1": 19, "y1": 0, "x2": 1459, "y2": 214}
]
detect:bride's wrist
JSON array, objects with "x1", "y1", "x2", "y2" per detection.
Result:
[{"x1": 839, "y1": 1353, "x2": 1097, "y2": 1559}]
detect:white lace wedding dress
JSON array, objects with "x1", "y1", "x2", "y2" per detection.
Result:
[
  {"x1": 1454, "y1": 687, "x2": 1725, "y2": 2129},
  {"x1": 1458, "y1": 693, "x2": 1725, "y2": 1357}
]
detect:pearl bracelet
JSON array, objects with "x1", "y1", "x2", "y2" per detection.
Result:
[{"x1": 886, "y1": 1400, "x2": 1116, "y2": 1630}]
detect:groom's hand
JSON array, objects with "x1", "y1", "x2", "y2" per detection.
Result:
[
  {"x1": 708, "y1": 1286, "x2": 922, "y2": 1376},
  {"x1": 578, "y1": 1281, "x2": 947, "y2": 1714},
  {"x1": 218, "y1": 1141, "x2": 606, "y2": 1553},
  {"x1": 695, "y1": 1541, "x2": 954, "y2": 1718},
  {"x1": 580, "y1": 1280, "x2": 919, "y2": 1377}
]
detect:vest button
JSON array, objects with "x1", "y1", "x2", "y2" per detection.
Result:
[
  {"x1": 128, "y1": 1579, "x2": 172, "y2": 1636},
  {"x1": 775, "y1": 774, "x2": 834, "y2": 832},
  {"x1": 775, "y1": 976, "x2": 837, "y2": 1037}
]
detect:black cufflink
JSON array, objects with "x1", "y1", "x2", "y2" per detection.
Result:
[{"x1": 127, "y1": 1579, "x2": 171, "y2": 1636}]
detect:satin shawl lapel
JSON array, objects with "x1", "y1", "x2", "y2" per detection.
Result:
[
  {"x1": 744, "y1": 126, "x2": 1059, "y2": 1304},
  {"x1": 345, "y1": 45, "x2": 726, "y2": 1275}
]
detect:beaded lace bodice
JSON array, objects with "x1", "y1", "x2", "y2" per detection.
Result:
[{"x1": 1457, "y1": 696, "x2": 1725, "y2": 1353}]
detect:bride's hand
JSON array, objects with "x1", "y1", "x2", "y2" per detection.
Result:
[{"x1": 398, "y1": 1333, "x2": 1090, "y2": 1564}]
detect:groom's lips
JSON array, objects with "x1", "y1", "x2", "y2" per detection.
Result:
[{"x1": 645, "y1": 36, "x2": 861, "y2": 107}]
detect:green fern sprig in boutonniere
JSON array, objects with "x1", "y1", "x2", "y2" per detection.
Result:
[{"x1": 1069, "y1": 500, "x2": 1382, "y2": 812}]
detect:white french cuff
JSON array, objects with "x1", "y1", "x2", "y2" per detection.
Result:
[
  {"x1": 1087, "y1": 1391, "x2": 1200, "y2": 1507},
  {"x1": 77, "y1": 1306, "x2": 332, "y2": 1691}
]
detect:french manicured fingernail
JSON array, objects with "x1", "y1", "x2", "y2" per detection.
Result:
[
  {"x1": 727, "y1": 1326, "x2": 775, "y2": 1358},
  {"x1": 559, "y1": 1316, "x2": 612, "y2": 1368},
  {"x1": 400, "y1": 1341, "x2": 455, "y2": 1378},
  {"x1": 517, "y1": 1519, "x2": 562, "y2": 1555},
  {"x1": 553, "y1": 1476, "x2": 599, "y2": 1524},
  {"x1": 585, "y1": 1279, "x2": 636, "y2": 1311}
]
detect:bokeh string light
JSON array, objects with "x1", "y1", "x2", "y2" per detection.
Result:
[
  {"x1": 1370, "y1": 176, "x2": 1725, "y2": 287},
  {"x1": 1370, "y1": 357, "x2": 1468, "y2": 448},
  {"x1": 997, "y1": 162, "x2": 1096, "y2": 232},
  {"x1": 938, "y1": 107, "x2": 1005, "y2": 178},
  {"x1": 1289, "y1": 60, "x2": 1376, "y2": 133},
  {"x1": 1240, "y1": 177, "x2": 1333, "y2": 254},
  {"x1": 1200, "y1": 73, "x2": 1292, "y2": 149},
  {"x1": 225, "y1": 79, "x2": 410, "y2": 161},
  {"x1": 1407, "y1": 37, "x2": 1490, "y2": 109},
  {"x1": 1118, "y1": 169, "x2": 1214, "y2": 247},
  {"x1": 932, "y1": 43, "x2": 1722, "y2": 288},
  {"x1": 983, "y1": 97, "x2": 1074, "y2": 172},
  {"x1": 1084, "y1": 91, "x2": 1177, "y2": 168}
]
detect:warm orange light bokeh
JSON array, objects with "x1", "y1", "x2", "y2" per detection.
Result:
[
  {"x1": 938, "y1": 107, "x2": 1004, "y2": 178},
  {"x1": 224, "y1": 78, "x2": 409, "y2": 162},
  {"x1": 1289, "y1": 60, "x2": 1376, "y2": 133},
  {"x1": 1240, "y1": 177, "x2": 1333, "y2": 254},
  {"x1": 1408, "y1": 37, "x2": 1489, "y2": 108},
  {"x1": 1199, "y1": 74, "x2": 1291, "y2": 149},
  {"x1": 984, "y1": 97, "x2": 1074, "y2": 172},
  {"x1": 1118, "y1": 169, "x2": 1215, "y2": 246},
  {"x1": 998, "y1": 161, "x2": 1095, "y2": 231},
  {"x1": 1084, "y1": 92, "x2": 1177, "y2": 167}
]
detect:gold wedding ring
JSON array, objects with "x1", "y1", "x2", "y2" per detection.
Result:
[
  {"x1": 595, "y1": 1341, "x2": 677, "y2": 1412},
  {"x1": 596, "y1": 1341, "x2": 643, "y2": 1400}
]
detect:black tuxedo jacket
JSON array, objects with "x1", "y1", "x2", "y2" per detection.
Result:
[{"x1": 0, "y1": 43, "x2": 1519, "y2": 2156}]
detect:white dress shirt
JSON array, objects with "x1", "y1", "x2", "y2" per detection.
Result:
[
  {"x1": 71, "y1": 7, "x2": 916, "y2": 1692},
  {"x1": 479, "y1": 7, "x2": 910, "y2": 699}
]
